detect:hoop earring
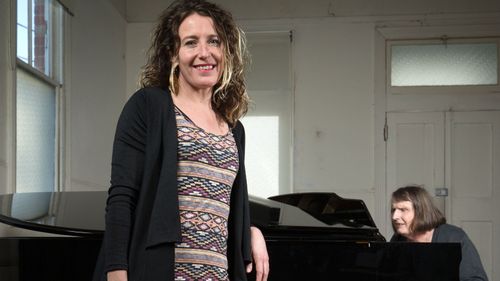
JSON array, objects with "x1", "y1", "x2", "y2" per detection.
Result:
[{"x1": 168, "y1": 62, "x2": 179, "y2": 94}]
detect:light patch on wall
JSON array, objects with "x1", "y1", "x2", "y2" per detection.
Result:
[{"x1": 241, "y1": 116, "x2": 279, "y2": 199}]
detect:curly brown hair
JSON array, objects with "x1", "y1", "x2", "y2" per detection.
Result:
[
  {"x1": 140, "y1": 0, "x2": 249, "y2": 127},
  {"x1": 391, "y1": 185, "x2": 446, "y2": 234}
]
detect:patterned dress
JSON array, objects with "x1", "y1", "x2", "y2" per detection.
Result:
[{"x1": 173, "y1": 106, "x2": 239, "y2": 281}]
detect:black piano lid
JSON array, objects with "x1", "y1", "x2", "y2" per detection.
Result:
[
  {"x1": 270, "y1": 192, "x2": 378, "y2": 228},
  {"x1": 252, "y1": 192, "x2": 378, "y2": 228},
  {"x1": 250, "y1": 192, "x2": 386, "y2": 242}
]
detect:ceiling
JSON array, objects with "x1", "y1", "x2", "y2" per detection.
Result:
[{"x1": 107, "y1": 0, "x2": 500, "y2": 22}]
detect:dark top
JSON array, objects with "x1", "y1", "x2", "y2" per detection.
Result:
[
  {"x1": 92, "y1": 87, "x2": 252, "y2": 281},
  {"x1": 391, "y1": 223, "x2": 488, "y2": 281}
]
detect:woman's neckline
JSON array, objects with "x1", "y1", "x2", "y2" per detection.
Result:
[{"x1": 174, "y1": 105, "x2": 230, "y2": 137}]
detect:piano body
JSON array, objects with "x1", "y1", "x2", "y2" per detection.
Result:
[
  {"x1": 0, "y1": 191, "x2": 460, "y2": 281},
  {"x1": 248, "y1": 193, "x2": 460, "y2": 281}
]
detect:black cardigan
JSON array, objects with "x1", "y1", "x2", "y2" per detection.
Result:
[{"x1": 93, "y1": 87, "x2": 252, "y2": 281}]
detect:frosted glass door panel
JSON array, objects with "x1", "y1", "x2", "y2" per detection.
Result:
[
  {"x1": 391, "y1": 43, "x2": 498, "y2": 86},
  {"x1": 16, "y1": 68, "x2": 56, "y2": 193}
]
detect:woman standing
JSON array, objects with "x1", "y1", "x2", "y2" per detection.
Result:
[{"x1": 93, "y1": 0, "x2": 269, "y2": 280}]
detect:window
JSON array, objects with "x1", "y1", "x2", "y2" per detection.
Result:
[
  {"x1": 241, "y1": 31, "x2": 293, "y2": 199},
  {"x1": 391, "y1": 42, "x2": 497, "y2": 86},
  {"x1": 16, "y1": 0, "x2": 64, "y2": 193},
  {"x1": 17, "y1": 0, "x2": 63, "y2": 76},
  {"x1": 388, "y1": 38, "x2": 500, "y2": 94}
]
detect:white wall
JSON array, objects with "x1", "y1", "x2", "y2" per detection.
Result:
[
  {"x1": 291, "y1": 20, "x2": 375, "y2": 206},
  {"x1": 66, "y1": 0, "x2": 127, "y2": 191},
  {"x1": 126, "y1": 23, "x2": 153, "y2": 97},
  {"x1": 124, "y1": 0, "x2": 500, "y2": 22},
  {"x1": 231, "y1": 19, "x2": 377, "y2": 218}
]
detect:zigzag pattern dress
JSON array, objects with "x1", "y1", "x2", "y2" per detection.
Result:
[{"x1": 173, "y1": 106, "x2": 239, "y2": 281}]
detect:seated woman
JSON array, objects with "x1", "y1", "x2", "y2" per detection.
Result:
[{"x1": 390, "y1": 185, "x2": 488, "y2": 281}]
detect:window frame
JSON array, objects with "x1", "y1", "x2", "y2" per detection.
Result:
[{"x1": 14, "y1": 0, "x2": 65, "y2": 193}]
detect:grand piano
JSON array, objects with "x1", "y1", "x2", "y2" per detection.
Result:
[{"x1": 0, "y1": 191, "x2": 460, "y2": 281}]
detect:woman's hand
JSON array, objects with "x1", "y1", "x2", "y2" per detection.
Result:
[
  {"x1": 107, "y1": 269, "x2": 127, "y2": 281},
  {"x1": 246, "y1": 226, "x2": 269, "y2": 281}
]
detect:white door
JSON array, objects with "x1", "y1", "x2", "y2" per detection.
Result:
[
  {"x1": 387, "y1": 111, "x2": 499, "y2": 281},
  {"x1": 386, "y1": 112, "x2": 445, "y2": 236},
  {"x1": 446, "y1": 111, "x2": 500, "y2": 281}
]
